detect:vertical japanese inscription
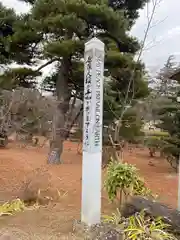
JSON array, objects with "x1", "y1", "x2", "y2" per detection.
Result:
[
  {"x1": 94, "y1": 50, "x2": 103, "y2": 149},
  {"x1": 83, "y1": 51, "x2": 93, "y2": 150}
]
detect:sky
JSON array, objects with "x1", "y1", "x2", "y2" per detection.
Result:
[{"x1": 2, "y1": 0, "x2": 180, "y2": 75}]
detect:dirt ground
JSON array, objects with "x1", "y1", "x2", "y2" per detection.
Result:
[{"x1": 0, "y1": 141, "x2": 178, "y2": 239}]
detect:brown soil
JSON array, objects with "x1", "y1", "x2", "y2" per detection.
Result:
[{"x1": 0, "y1": 141, "x2": 178, "y2": 239}]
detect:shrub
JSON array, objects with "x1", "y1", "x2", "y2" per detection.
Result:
[
  {"x1": 144, "y1": 136, "x2": 166, "y2": 157},
  {"x1": 104, "y1": 161, "x2": 137, "y2": 202},
  {"x1": 145, "y1": 131, "x2": 169, "y2": 137},
  {"x1": 133, "y1": 178, "x2": 155, "y2": 197},
  {"x1": 104, "y1": 160, "x2": 154, "y2": 208},
  {"x1": 104, "y1": 211, "x2": 177, "y2": 240},
  {"x1": 160, "y1": 137, "x2": 180, "y2": 172},
  {"x1": 19, "y1": 168, "x2": 65, "y2": 205},
  {"x1": 103, "y1": 210, "x2": 177, "y2": 240},
  {"x1": 125, "y1": 211, "x2": 176, "y2": 240},
  {"x1": 103, "y1": 208, "x2": 123, "y2": 225}
]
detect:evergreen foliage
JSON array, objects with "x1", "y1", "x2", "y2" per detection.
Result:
[{"x1": 1, "y1": 0, "x2": 149, "y2": 162}]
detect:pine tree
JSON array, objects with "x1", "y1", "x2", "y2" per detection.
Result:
[
  {"x1": 156, "y1": 96, "x2": 180, "y2": 171},
  {"x1": 153, "y1": 56, "x2": 180, "y2": 170},
  {"x1": 0, "y1": 3, "x2": 16, "y2": 65},
  {"x1": 155, "y1": 55, "x2": 179, "y2": 96},
  {"x1": 5, "y1": 0, "x2": 149, "y2": 163},
  {"x1": 0, "y1": 3, "x2": 42, "y2": 89}
]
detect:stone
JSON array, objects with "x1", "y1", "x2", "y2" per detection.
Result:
[
  {"x1": 122, "y1": 195, "x2": 180, "y2": 233},
  {"x1": 100, "y1": 229, "x2": 123, "y2": 240},
  {"x1": 72, "y1": 220, "x2": 124, "y2": 239}
]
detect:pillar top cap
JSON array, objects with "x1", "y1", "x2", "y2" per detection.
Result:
[{"x1": 85, "y1": 37, "x2": 104, "y2": 51}]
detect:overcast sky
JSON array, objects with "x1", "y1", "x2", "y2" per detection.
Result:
[{"x1": 2, "y1": 0, "x2": 180, "y2": 75}]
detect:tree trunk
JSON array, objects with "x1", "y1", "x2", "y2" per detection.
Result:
[
  {"x1": 47, "y1": 59, "x2": 71, "y2": 164},
  {"x1": 64, "y1": 104, "x2": 83, "y2": 140}
]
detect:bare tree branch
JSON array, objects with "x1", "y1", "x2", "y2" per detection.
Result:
[
  {"x1": 36, "y1": 58, "x2": 60, "y2": 72},
  {"x1": 109, "y1": 0, "x2": 164, "y2": 146}
]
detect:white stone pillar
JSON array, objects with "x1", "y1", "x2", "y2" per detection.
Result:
[
  {"x1": 177, "y1": 97, "x2": 180, "y2": 211},
  {"x1": 81, "y1": 37, "x2": 105, "y2": 225},
  {"x1": 178, "y1": 155, "x2": 180, "y2": 210}
]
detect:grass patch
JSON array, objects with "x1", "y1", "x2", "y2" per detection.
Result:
[{"x1": 0, "y1": 199, "x2": 25, "y2": 216}]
